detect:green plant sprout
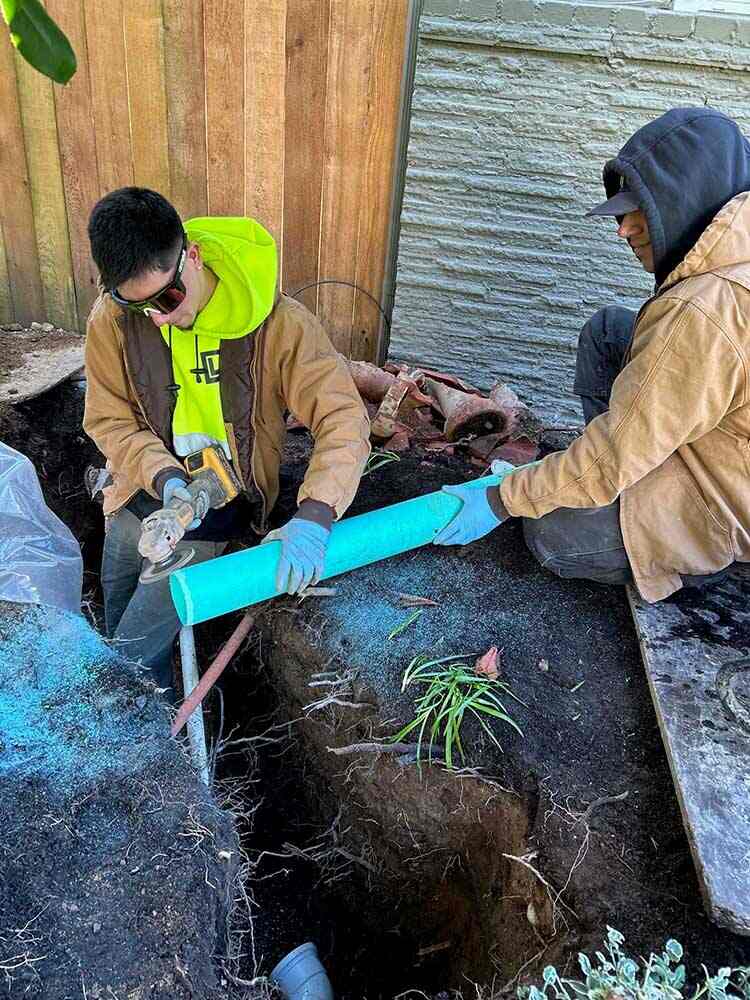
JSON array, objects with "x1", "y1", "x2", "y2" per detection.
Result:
[
  {"x1": 362, "y1": 450, "x2": 400, "y2": 477},
  {"x1": 387, "y1": 609, "x2": 423, "y2": 640},
  {"x1": 520, "y1": 927, "x2": 750, "y2": 1000},
  {"x1": 389, "y1": 653, "x2": 524, "y2": 770}
]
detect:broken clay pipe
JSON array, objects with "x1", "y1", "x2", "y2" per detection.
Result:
[
  {"x1": 423, "y1": 377, "x2": 509, "y2": 442},
  {"x1": 489, "y1": 381, "x2": 544, "y2": 442},
  {"x1": 346, "y1": 359, "x2": 432, "y2": 409}
]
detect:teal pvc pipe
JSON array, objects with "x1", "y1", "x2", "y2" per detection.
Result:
[{"x1": 170, "y1": 473, "x2": 502, "y2": 626}]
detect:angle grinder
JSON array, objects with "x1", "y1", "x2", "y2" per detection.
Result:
[{"x1": 138, "y1": 444, "x2": 241, "y2": 584}]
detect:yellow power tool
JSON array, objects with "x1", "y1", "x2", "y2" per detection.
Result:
[{"x1": 138, "y1": 444, "x2": 241, "y2": 584}]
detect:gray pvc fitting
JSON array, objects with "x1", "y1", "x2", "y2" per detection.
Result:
[{"x1": 270, "y1": 942, "x2": 334, "y2": 1000}]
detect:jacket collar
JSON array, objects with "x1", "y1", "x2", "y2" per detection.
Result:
[{"x1": 659, "y1": 191, "x2": 750, "y2": 293}]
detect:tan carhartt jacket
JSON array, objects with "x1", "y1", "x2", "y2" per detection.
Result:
[
  {"x1": 501, "y1": 191, "x2": 750, "y2": 602},
  {"x1": 83, "y1": 293, "x2": 371, "y2": 527}
]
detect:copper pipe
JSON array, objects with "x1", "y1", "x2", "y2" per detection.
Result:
[{"x1": 171, "y1": 609, "x2": 256, "y2": 738}]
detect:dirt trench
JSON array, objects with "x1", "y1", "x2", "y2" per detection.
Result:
[
  {"x1": 222, "y1": 435, "x2": 750, "y2": 996},
  {"x1": 4, "y1": 381, "x2": 750, "y2": 999}
]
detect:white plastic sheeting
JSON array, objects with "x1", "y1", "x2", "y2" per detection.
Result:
[{"x1": 0, "y1": 443, "x2": 82, "y2": 613}]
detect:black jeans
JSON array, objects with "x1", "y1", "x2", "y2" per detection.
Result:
[{"x1": 523, "y1": 306, "x2": 731, "y2": 591}]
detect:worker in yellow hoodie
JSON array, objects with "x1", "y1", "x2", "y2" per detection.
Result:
[{"x1": 84, "y1": 187, "x2": 370, "y2": 696}]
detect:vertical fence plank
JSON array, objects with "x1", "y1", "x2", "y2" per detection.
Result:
[
  {"x1": 0, "y1": 224, "x2": 12, "y2": 325},
  {"x1": 204, "y1": 0, "x2": 245, "y2": 216},
  {"x1": 48, "y1": 0, "x2": 101, "y2": 329},
  {"x1": 245, "y1": 0, "x2": 285, "y2": 257},
  {"x1": 351, "y1": 2, "x2": 410, "y2": 361},
  {"x1": 0, "y1": 32, "x2": 45, "y2": 324},
  {"x1": 124, "y1": 0, "x2": 171, "y2": 195},
  {"x1": 85, "y1": 0, "x2": 133, "y2": 194},
  {"x1": 14, "y1": 52, "x2": 77, "y2": 330},
  {"x1": 283, "y1": 0, "x2": 330, "y2": 312},
  {"x1": 162, "y1": 0, "x2": 208, "y2": 220},
  {"x1": 0, "y1": 0, "x2": 409, "y2": 351},
  {"x1": 317, "y1": 0, "x2": 375, "y2": 356}
]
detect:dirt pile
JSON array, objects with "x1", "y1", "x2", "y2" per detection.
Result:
[
  {"x1": 234, "y1": 440, "x2": 750, "y2": 995},
  {"x1": 0, "y1": 600, "x2": 239, "y2": 999}
]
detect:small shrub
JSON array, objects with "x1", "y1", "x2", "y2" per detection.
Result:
[{"x1": 519, "y1": 927, "x2": 750, "y2": 1000}]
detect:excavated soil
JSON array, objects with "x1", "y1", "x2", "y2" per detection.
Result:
[
  {"x1": 223, "y1": 433, "x2": 750, "y2": 996},
  {"x1": 0, "y1": 599, "x2": 240, "y2": 999},
  {"x1": 4, "y1": 381, "x2": 750, "y2": 999},
  {"x1": 0, "y1": 385, "x2": 243, "y2": 999}
]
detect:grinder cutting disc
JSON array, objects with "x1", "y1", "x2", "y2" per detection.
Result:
[{"x1": 139, "y1": 547, "x2": 196, "y2": 585}]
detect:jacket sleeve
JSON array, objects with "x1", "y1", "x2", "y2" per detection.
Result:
[
  {"x1": 275, "y1": 304, "x2": 370, "y2": 518},
  {"x1": 83, "y1": 300, "x2": 185, "y2": 497},
  {"x1": 501, "y1": 296, "x2": 746, "y2": 518}
]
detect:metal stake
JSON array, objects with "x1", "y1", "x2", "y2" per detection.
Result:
[{"x1": 178, "y1": 624, "x2": 209, "y2": 785}]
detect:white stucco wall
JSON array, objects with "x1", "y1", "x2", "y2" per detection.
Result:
[{"x1": 390, "y1": 1, "x2": 750, "y2": 424}]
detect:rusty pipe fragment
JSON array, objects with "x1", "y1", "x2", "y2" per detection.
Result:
[{"x1": 423, "y1": 378, "x2": 509, "y2": 442}]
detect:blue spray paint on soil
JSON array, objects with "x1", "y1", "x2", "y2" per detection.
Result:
[
  {"x1": 320, "y1": 545, "x2": 528, "y2": 746},
  {"x1": 0, "y1": 602, "x2": 164, "y2": 795}
]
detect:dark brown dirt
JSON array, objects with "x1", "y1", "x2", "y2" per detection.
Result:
[
  {"x1": 228, "y1": 434, "x2": 750, "y2": 997},
  {"x1": 0, "y1": 599, "x2": 240, "y2": 999},
  {"x1": 0, "y1": 383, "x2": 246, "y2": 999},
  {"x1": 6, "y1": 380, "x2": 749, "y2": 999}
]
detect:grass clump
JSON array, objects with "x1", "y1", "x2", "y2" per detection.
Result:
[
  {"x1": 389, "y1": 653, "x2": 523, "y2": 770},
  {"x1": 362, "y1": 449, "x2": 400, "y2": 476},
  {"x1": 521, "y1": 927, "x2": 750, "y2": 1000}
]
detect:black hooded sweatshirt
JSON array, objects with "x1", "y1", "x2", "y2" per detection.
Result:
[{"x1": 601, "y1": 106, "x2": 750, "y2": 287}]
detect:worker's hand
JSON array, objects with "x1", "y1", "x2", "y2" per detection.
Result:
[
  {"x1": 433, "y1": 481, "x2": 507, "y2": 546},
  {"x1": 162, "y1": 476, "x2": 201, "y2": 530},
  {"x1": 262, "y1": 517, "x2": 331, "y2": 595}
]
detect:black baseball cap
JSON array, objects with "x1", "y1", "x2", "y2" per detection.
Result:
[{"x1": 587, "y1": 175, "x2": 640, "y2": 217}]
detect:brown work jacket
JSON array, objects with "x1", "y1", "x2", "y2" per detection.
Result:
[
  {"x1": 83, "y1": 293, "x2": 371, "y2": 530},
  {"x1": 502, "y1": 191, "x2": 750, "y2": 602}
]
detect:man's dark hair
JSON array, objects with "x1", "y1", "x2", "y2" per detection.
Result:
[{"x1": 88, "y1": 187, "x2": 184, "y2": 291}]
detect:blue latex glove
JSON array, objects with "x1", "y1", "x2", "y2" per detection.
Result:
[
  {"x1": 262, "y1": 517, "x2": 331, "y2": 595},
  {"x1": 433, "y1": 461, "x2": 519, "y2": 547},
  {"x1": 162, "y1": 476, "x2": 201, "y2": 530},
  {"x1": 433, "y1": 481, "x2": 505, "y2": 546}
]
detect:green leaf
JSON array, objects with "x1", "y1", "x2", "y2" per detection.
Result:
[
  {"x1": 388, "y1": 608, "x2": 423, "y2": 640},
  {"x1": 666, "y1": 941, "x2": 684, "y2": 963},
  {"x1": 1, "y1": 0, "x2": 76, "y2": 84}
]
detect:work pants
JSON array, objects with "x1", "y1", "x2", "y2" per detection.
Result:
[
  {"x1": 101, "y1": 508, "x2": 226, "y2": 697},
  {"x1": 522, "y1": 306, "x2": 731, "y2": 591}
]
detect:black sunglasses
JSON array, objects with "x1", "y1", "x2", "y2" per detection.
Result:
[{"x1": 110, "y1": 235, "x2": 188, "y2": 315}]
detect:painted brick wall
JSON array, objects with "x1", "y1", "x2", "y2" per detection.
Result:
[{"x1": 390, "y1": 1, "x2": 750, "y2": 424}]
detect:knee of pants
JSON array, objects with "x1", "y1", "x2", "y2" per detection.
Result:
[
  {"x1": 578, "y1": 307, "x2": 610, "y2": 352},
  {"x1": 102, "y1": 509, "x2": 142, "y2": 561},
  {"x1": 523, "y1": 518, "x2": 562, "y2": 571},
  {"x1": 523, "y1": 517, "x2": 631, "y2": 585},
  {"x1": 579, "y1": 304, "x2": 637, "y2": 351},
  {"x1": 578, "y1": 305, "x2": 633, "y2": 356}
]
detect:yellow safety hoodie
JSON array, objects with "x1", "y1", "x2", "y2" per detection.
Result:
[{"x1": 83, "y1": 220, "x2": 370, "y2": 531}]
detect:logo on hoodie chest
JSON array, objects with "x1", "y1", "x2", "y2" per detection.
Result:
[{"x1": 190, "y1": 349, "x2": 221, "y2": 384}]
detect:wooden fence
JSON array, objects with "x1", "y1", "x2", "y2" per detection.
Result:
[{"x1": 0, "y1": 0, "x2": 414, "y2": 361}]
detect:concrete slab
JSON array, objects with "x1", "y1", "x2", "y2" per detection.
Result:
[
  {"x1": 628, "y1": 569, "x2": 750, "y2": 935},
  {"x1": 0, "y1": 326, "x2": 84, "y2": 404}
]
